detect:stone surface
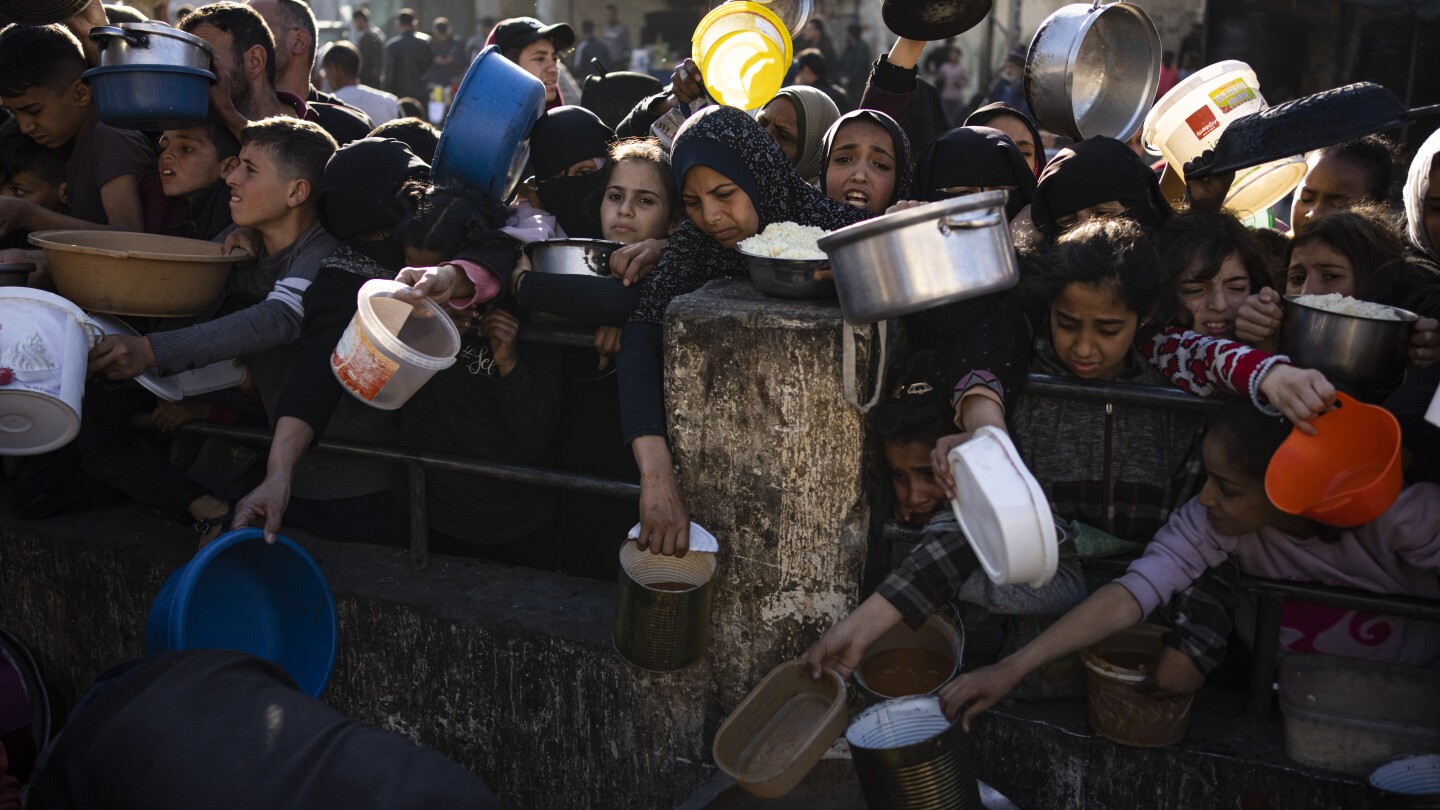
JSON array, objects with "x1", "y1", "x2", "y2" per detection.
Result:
[{"x1": 664, "y1": 279, "x2": 880, "y2": 721}]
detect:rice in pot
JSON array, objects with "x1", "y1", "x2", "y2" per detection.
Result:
[
  {"x1": 738, "y1": 222, "x2": 829, "y2": 260},
  {"x1": 1292, "y1": 293, "x2": 1402, "y2": 321}
]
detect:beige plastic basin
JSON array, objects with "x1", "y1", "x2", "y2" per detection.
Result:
[
  {"x1": 713, "y1": 659, "x2": 847, "y2": 798},
  {"x1": 29, "y1": 230, "x2": 244, "y2": 317}
]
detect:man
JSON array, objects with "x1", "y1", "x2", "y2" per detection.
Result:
[
  {"x1": 982, "y1": 47, "x2": 1030, "y2": 118},
  {"x1": 571, "y1": 19, "x2": 609, "y2": 79},
  {"x1": 839, "y1": 22, "x2": 871, "y2": 101},
  {"x1": 795, "y1": 48, "x2": 852, "y2": 113},
  {"x1": 424, "y1": 16, "x2": 464, "y2": 91},
  {"x1": 383, "y1": 8, "x2": 431, "y2": 102},
  {"x1": 465, "y1": 17, "x2": 492, "y2": 63},
  {"x1": 487, "y1": 17, "x2": 573, "y2": 109},
  {"x1": 245, "y1": 0, "x2": 373, "y2": 144},
  {"x1": 321, "y1": 40, "x2": 398, "y2": 125},
  {"x1": 599, "y1": 3, "x2": 629, "y2": 69},
  {"x1": 351, "y1": 7, "x2": 384, "y2": 88}
]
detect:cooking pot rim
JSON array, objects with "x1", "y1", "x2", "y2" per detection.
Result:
[
  {"x1": 102, "y1": 21, "x2": 217, "y2": 56},
  {"x1": 1282, "y1": 293, "x2": 1420, "y2": 323},
  {"x1": 1028, "y1": 1, "x2": 1160, "y2": 141},
  {"x1": 817, "y1": 190, "x2": 1007, "y2": 249},
  {"x1": 522, "y1": 238, "x2": 623, "y2": 255}
]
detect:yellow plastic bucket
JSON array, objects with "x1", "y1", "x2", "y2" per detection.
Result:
[{"x1": 692, "y1": 1, "x2": 791, "y2": 111}]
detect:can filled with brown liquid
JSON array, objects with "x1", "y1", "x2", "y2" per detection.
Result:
[{"x1": 612, "y1": 540, "x2": 717, "y2": 672}]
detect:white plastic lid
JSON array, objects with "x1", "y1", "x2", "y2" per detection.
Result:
[
  {"x1": 175, "y1": 359, "x2": 247, "y2": 397},
  {"x1": 946, "y1": 426, "x2": 1059, "y2": 588},
  {"x1": 0, "y1": 391, "x2": 79, "y2": 455},
  {"x1": 88, "y1": 314, "x2": 183, "y2": 402}
]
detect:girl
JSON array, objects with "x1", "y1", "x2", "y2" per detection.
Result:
[
  {"x1": 1404, "y1": 128, "x2": 1440, "y2": 262},
  {"x1": 966, "y1": 102, "x2": 1046, "y2": 178},
  {"x1": 1161, "y1": 210, "x2": 1271, "y2": 341},
  {"x1": 618, "y1": 105, "x2": 876, "y2": 557},
  {"x1": 756, "y1": 86, "x2": 842, "y2": 184},
  {"x1": 1235, "y1": 207, "x2": 1440, "y2": 366},
  {"x1": 1029, "y1": 137, "x2": 1173, "y2": 241},
  {"x1": 915, "y1": 126, "x2": 1035, "y2": 220},
  {"x1": 820, "y1": 109, "x2": 913, "y2": 213},
  {"x1": 1290, "y1": 135, "x2": 1400, "y2": 234},
  {"x1": 940, "y1": 404, "x2": 1440, "y2": 729}
]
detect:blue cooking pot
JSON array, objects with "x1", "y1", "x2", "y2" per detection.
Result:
[
  {"x1": 432, "y1": 45, "x2": 547, "y2": 201},
  {"x1": 83, "y1": 64, "x2": 213, "y2": 131}
]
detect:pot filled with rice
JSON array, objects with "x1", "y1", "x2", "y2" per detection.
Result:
[
  {"x1": 738, "y1": 222, "x2": 836, "y2": 300},
  {"x1": 1282, "y1": 293, "x2": 1419, "y2": 388}
]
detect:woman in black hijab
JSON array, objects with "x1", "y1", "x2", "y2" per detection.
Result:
[
  {"x1": 916, "y1": 126, "x2": 1035, "y2": 221},
  {"x1": 820, "y1": 109, "x2": 914, "y2": 213},
  {"x1": 1030, "y1": 137, "x2": 1173, "y2": 241},
  {"x1": 527, "y1": 105, "x2": 615, "y2": 238}
]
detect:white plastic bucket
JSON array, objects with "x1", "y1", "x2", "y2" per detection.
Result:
[
  {"x1": 0, "y1": 288, "x2": 101, "y2": 455},
  {"x1": 1142, "y1": 60, "x2": 1307, "y2": 218},
  {"x1": 331, "y1": 279, "x2": 460, "y2": 410}
]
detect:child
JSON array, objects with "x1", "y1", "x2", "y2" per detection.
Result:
[
  {"x1": 367, "y1": 117, "x2": 439, "y2": 163},
  {"x1": 0, "y1": 117, "x2": 68, "y2": 250},
  {"x1": 1160, "y1": 210, "x2": 1271, "y2": 341},
  {"x1": 148, "y1": 118, "x2": 241, "y2": 241},
  {"x1": 940, "y1": 404, "x2": 1440, "y2": 728},
  {"x1": 0, "y1": 24, "x2": 153, "y2": 233},
  {"x1": 1290, "y1": 135, "x2": 1400, "y2": 234}
]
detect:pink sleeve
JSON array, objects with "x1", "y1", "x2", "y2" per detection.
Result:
[
  {"x1": 1144, "y1": 327, "x2": 1288, "y2": 415},
  {"x1": 1115, "y1": 499, "x2": 1232, "y2": 615},
  {"x1": 442, "y1": 259, "x2": 502, "y2": 310}
]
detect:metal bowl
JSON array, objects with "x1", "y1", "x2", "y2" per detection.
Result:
[
  {"x1": 1281, "y1": 294, "x2": 1419, "y2": 388},
  {"x1": 90, "y1": 23, "x2": 215, "y2": 72},
  {"x1": 524, "y1": 238, "x2": 622, "y2": 277},
  {"x1": 740, "y1": 251, "x2": 835, "y2": 300}
]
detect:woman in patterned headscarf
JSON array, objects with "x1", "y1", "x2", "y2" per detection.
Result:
[
  {"x1": 759, "y1": 86, "x2": 842, "y2": 183},
  {"x1": 618, "y1": 105, "x2": 878, "y2": 557}
]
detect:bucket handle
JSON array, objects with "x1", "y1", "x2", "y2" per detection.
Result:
[
  {"x1": 842, "y1": 320, "x2": 889, "y2": 413},
  {"x1": 78, "y1": 317, "x2": 104, "y2": 349},
  {"x1": 938, "y1": 211, "x2": 1004, "y2": 235},
  {"x1": 89, "y1": 25, "x2": 149, "y2": 48}
]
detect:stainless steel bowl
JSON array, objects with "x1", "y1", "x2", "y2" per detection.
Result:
[
  {"x1": 523, "y1": 239, "x2": 622, "y2": 277},
  {"x1": 740, "y1": 252, "x2": 835, "y2": 300},
  {"x1": 1281, "y1": 295, "x2": 1418, "y2": 388},
  {"x1": 90, "y1": 23, "x2": 216, "y2": 72},
  {"x1": 1025, "y1": 1, "x2": 1162, "y2": 142}
]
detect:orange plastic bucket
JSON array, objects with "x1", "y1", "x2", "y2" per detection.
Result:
[{"x1": 1264, "y1": 392, "x2": 1403, "y2": 527}]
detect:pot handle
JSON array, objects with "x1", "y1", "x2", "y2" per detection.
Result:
[
  {"x1": 938, "y1": 211, "x2": 1004, "y2": 234},
  {"x1": 842, "y1": 320, "x2": 889, "y2": 413},
  {"x1": 89, "y1": 25, "x2": 148, "y2": 48}
]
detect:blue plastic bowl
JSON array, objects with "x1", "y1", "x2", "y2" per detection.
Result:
[
  {"x1": 432, "y1": 45, "x2": 546, "y2": 201},
  {"x1": 145, "y1": 528, "x2": 338, "y2": 697},
  {"x1": 83, "y1": 64, "x2": 214, "y2": 131}
]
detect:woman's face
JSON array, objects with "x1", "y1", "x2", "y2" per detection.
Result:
[
  {"x1": 1426, "y1": 163, "x2": 1440, "y2": 253},
  {"x1": 682, "y1": 164, "x2": 759, "y2": 249},
  {"x1": 984, "y1": 114, "x2": 1038, "y2": 169},
  {"x1": 601, "y1": 159, "x2": 673, "y2": 244},
  {"x1": 1053, "y1": 200, "x2": 1127, "y2": 234},
  {"x1": 756, "y1": 98, "x2": 800, "y2": 166},
  {"x1": 1290, "y1": 152, "x2": 1372, "y2": 234},
  {"x1": 824, "y1": 119, "x2": 897, "y2": 212},
  {"x1": 1195, "y1": 432, "x2": 1278, "y2": 537},
  {"x1": 1178, "y1": 253, "x2": 1252, "y2": 339},
  {"x1": 1286, "y1": 240, "x2": 1356, "y2": 297},
  {"x1": 884, "y1": 440, "x2": 946, "y2": 525},
  {"x1": 1050, "y1": 281, "x2": 1139, "y2": 380},
  {"x1": 517, "y1": 39, "x2": 560, "y2": 101}
]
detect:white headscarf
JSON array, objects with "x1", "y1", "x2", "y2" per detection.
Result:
[{"x1": 1404, "y1": 128, "x2": 1440, "y2": 260}]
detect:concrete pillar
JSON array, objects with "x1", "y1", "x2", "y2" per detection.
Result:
[{"x1": 663, "y1": 279, "x2": 879, "y2": 717}]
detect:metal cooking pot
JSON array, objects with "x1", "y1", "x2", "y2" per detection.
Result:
[
  {"x1": 1025, "y1": 0, "x2": 1161, "y2": 142},
  {"x1": 1281, "y1": 295, "x2": 1418, "y2": 388},
  {"x1": 90, "y1": 23, "x2": 215, "y2": 72},
  {"x1": 818, "y1": 190, "x2": 1018, "y2": 324},
  {"x1": 740, "y1": 252, "x2": 835, "y2": 300},
  {"x1": 524, "y1": 239, "x2": 622, "y2": 277}
]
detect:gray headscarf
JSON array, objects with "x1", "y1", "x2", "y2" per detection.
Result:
[
  {"x1": 770, "y1": 86, "x2": 841, "y2": 182},
  {"x1": 1405, "y1": 128, "x2": 1440, "y2": 260}
]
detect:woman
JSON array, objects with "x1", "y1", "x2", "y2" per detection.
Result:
[
  {"x1": 1160, "y1": 210, "x2": 1271, "y2": 341},
  {"x1": 820, "y1": 109, "x2": 913, "y2": 213},
  {"x1": 1405, "y1": 128, "x2": 1440, "y2": 262},
  {"x1": 966, "y1": 102, "x2": 1046, "y2": 178},
  {"x1": 618, "y1": 106, "x2": 876, "y2": 556},
  {"x1": 757, "y1": 86, "x2": 841, "y2": 184},
  {"x1": 1290, "y1": 135, "x2": 1400, "y2": 234},
  {"x1": 1030, "y1": 137, "x2": 1173, "y2": 241}
]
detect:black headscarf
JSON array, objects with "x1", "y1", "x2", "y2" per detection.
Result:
[
  {"x1": 966, "y1": 102, "x2": 1047, "y2": 178},
  {"x1": 529, "y1": 105, "x2": 615, "y2": 238},
  {"x1": 631, "y1": 105, "x2": 876, "y2": 324},
  {"x1": 1030, "y1": 137, "x2": 1173, "y2": 241},
  {"x1": 819, "y1": 109, "x2": 914, "y2": 209},
  {"x1": 916, "y1": 126, "x2": 1036, "y2": 220},
  {"x1": 318, "y1": 137, "x2": 430, "y2": 270}
]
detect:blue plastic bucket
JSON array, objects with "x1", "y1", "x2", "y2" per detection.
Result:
[
  {"x1": 83, "y1": 64, "x2": 214, "y2": 131},
  {"x1": 432, "y1": 45, "x2": 546, "y2": 201},
  {"x1": 145, "y1": 528, "x2": 338, "y2": 697}
]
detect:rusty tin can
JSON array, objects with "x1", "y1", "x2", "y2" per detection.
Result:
[{"x1": 612, "y1": 541, "x2": 717, "y2": 672}]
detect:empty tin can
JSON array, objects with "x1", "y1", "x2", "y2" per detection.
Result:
[{"x1": 846, "y1": 695, "x2": 983, "y2": 810}]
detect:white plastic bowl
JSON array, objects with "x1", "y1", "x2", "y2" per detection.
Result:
[{"x1": 946, "y1": 426, "x2": 1059, "y2": 587}]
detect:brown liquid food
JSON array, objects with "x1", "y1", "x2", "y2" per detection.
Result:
[
  {"x1": 861, "y1": 648, "x2": 953, "y2": 697},
  {"x1": 647, "y1": 581, "x2": 696, "y2": 592}
]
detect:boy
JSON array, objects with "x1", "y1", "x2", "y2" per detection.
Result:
[
  {"x1": 0, "y1": 117, "x2": 68, "y2": 249},
  {"x1": 0, "y1": 24, "x2": 153, "y2": 234},
  {"x1": 148, "y1": 117, "x2": 241, "y2": 240}
]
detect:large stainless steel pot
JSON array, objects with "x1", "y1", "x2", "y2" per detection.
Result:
[
  {"x1": 1281, "y1": 295, "x2": 1418, "y2": 388},
  {"x1": 817, "y1": 190, "x2": 1018, "y2": 324},
  {"x1": 1025, "y1": 0, "x2": 1161, "y2": 142},
  {"x1": 90, "y1": 23, "x2": 216, "y2": 71},
  {"x1": 523, "y1": 239, "x2": 622, "y2": 277}
]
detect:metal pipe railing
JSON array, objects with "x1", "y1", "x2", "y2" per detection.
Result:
[{"x1": 1024, "y1": 373, "x2": 1228, "y2": 412}]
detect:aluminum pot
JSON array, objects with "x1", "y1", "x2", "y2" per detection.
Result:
[
  {"x1": 1024, "y1": 0, "x2": 1161, "y2": 142},
  {"x1": 90, "y1": 23, "x2": 215, "y2": 71},
  {"x1": 1281, "y1": 295, "x2": 1418, "y2": 388},
  {"x1": 817, "y1": 190, "x2": 1018, "y2": 324},
  {"x1": 739, "y1": 252, "x2": 835, "y2": 300},
  {"x1": 524, "y1": 239, "x2": 622, "y2": 277}
]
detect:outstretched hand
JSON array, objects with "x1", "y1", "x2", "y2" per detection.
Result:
[{"x1": 937, "y1": 661, "x2": 1024, "y2": 731}]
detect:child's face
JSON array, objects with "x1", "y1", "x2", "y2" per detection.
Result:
[
  {"x1": 825, "y1": 119, "x2": 899, "y2": 213},
  {"x1": 1, "y1": 81, "x2": 91, "y2": 149},
  {"x1": 884, "y1": 439, "x2": 946, "y2": 525},
  {"x1": 1285, "y1": 240, "x2": 1356, "y2": 298},
  {"x1": 1, "y1": 169, "x2": 66, "y2": 212},
  {"x1": 601, "y1": 160, "x2": 673, "y2": 244},
  {"x1": 159, "y1": 129, "x2": 228, "y2": 199},
  {"x1": 1196, "y1": 432, "x2": 1280, "y2": 536},
  {"x1": 1290, "y1": 152, "x2": 1371, "y2": 234},
  {"x1": 225, "y1": 144, "x2": 301, "y2": 228},
  {"x1": 1049, "y1": 281, "x2": 1139, "y2": 380},
  {"x1": 1178, "y1": 252, "x2": 1252, "y2": 340}
]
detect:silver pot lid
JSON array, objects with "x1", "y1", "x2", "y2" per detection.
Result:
[
  {"x1": 113, "y1": 22, "x2": 216, "y2": 55},
  {"x1": 817, "y1": 190, "x2": 1008, "y2": 250}
]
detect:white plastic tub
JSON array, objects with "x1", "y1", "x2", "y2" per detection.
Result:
[
  {"x1": 331, "y1": 279, "x2": 460, "y2": 410},
  {"x1": 1142, "y1": 60, "x2": 1306, "y2": 218},
  {"x1": 946, "y1": 426, "x2": 1059, "y2": 587},
  {"x1": 0, "y1": 288, "x2": 101, "y2": 455}
]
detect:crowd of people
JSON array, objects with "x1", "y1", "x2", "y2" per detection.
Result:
[{"x1": 1, "y1": 0, "x2": 1439, "y2": 801}]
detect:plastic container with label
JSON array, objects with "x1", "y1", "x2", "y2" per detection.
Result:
[
  {"x1": 946, "y1": 426, "x2": 1059, "y2": 587},
  {"x1": 0, "y1": 288, "x2": 102, "y2": 455},
  {"x1": 331, "y1": 279, "x2": 460, "y2": 410}
]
